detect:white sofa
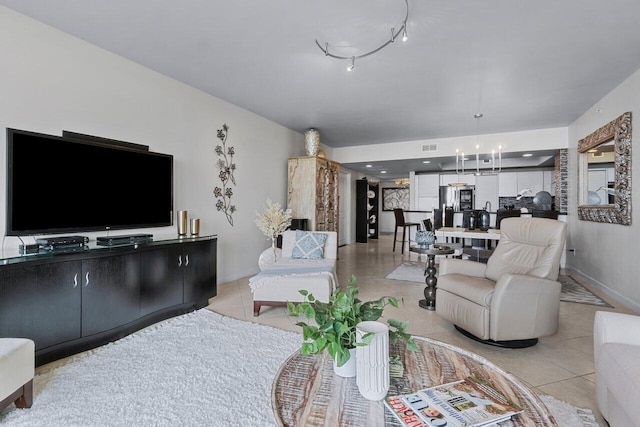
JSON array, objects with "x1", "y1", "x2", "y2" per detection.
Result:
[
  {"x1": 250, "y1": 230, "x2": 338, "y2": 316},
  {"x1": 594, "y1": 311, "x2": 640, "y2": 426}
]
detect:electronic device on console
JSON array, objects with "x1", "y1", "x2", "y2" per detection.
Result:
[
  {"x1": 96, "y1": 234, "x2": 154, "y2": 246},
  {"x1": 36, "y1": 235, "x2": 89, "y2": 251}
]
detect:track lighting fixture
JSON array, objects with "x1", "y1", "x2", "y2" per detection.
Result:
[{"x1": 316, "y1": 0, "x2": 409, "y2": 70}]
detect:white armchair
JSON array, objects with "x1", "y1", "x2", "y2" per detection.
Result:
[
  {"x1": 594, "y1": 311, "x2": 640, "y2": 426},
  {"x1": 250, "y1": 230, "x2": 338, "y2": 316},
  {"x1": 436, "y1": 217, "x2": 567, "y2": 348}
]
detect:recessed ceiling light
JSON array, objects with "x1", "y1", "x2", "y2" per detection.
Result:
[
  {"x1": 422, "y1": 160, "x2": 431, "y2": 164},
  {"x1": 381, "y1": 171, "x2": 387, "y2": 174},
  {"x1": 365, "y1": 164, "x2": 372, "y2": 168},
  {"x1": 522, "y1": 153, "x2": 533, "y2": 157}
]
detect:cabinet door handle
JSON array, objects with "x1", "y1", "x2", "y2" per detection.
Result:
[
  {"x1": 85, "y1": 272, "x2": 90, "y2": 286},
  {"x1": 73, "y1": 273, "x2": 78, "y2": 288},
  {"x1": 185, "y1": 254, "x2": 189, "y2": 266},
  {"x1": 178, "y1": 255, "x2": 182, "y2": 267}
]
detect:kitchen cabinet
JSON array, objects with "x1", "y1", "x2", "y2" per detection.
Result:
[
  {"x1": 415, "y1": 174, "x2": 439, "y2": 211},
  {"x1": 498, "y1": 172, "x2": 518, "y2": 197},
  {"x1": 440, "y1": 173, "x2": 475, "y2": 186},
  {"x1": 475, "y1": 174, "x2": 499, "y2": 211},
  {"x1": 517, "y1": 171, "x2": 544, "y2": 194}
]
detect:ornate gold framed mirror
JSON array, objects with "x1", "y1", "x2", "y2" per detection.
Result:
[{"x1": 578, "y1": 111, "x2": 631, "y2": 225}]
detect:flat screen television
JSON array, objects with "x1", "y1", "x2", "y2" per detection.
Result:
[{"x1": 6, "y1": 128, "x2": 173, "y2": 236}]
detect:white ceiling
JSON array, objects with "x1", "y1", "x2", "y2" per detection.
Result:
[{"x1": 2, "y1": 0, "x2": 639, "y2": 175}]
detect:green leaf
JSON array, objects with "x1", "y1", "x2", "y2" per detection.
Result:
[
  {"x1": 316, "y1": 336, "x2": 327, "y2": 351},
  {"x1": 303, "y1": 305, "x2": 315, "y2": 319},
  {"x1": 298, "y1": 289, "x2": 309, "y2": 296},
  {"x1": 358, "y1": 332, "x2": 374, "y2": 345}
]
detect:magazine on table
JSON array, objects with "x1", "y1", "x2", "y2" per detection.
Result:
[{"x1": 384, "y1": 375, "x2": 523, "y2": 427}]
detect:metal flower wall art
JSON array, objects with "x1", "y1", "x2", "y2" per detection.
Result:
[{"x1": 213, "y1": 123, "x2": 237, "y2": 226}]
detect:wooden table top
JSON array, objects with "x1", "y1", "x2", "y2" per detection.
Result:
[{"x1": 272, "y1": 337, "x2": 557, "y2": 426}]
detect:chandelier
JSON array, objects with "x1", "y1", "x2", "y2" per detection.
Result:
[
  {"x1": 454, "y1": 114, "x2": 503, "y2": 181},
  {"x1": 315, "y1": 0, "x2": 410, "y2": 71}
]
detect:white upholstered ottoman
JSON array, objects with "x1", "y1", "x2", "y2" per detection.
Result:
[{"x1": 0, "y1": 338, "x2": 35, "y2": 412}]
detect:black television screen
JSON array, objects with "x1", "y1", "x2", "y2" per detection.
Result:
[{"x1": 6, "y1": 128, "x2": 173, "y2": 236}]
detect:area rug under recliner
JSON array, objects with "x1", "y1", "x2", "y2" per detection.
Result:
[{"x1": 386, "y1": 262, "x2": 612, "y2": 307}]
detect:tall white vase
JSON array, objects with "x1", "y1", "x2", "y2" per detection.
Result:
[
  {"x1": 333, "y1": 348, "x2": 357, "y2": 377},
  {"x1": 356, "y1": 321, "x2": 390, "y2": 400}
]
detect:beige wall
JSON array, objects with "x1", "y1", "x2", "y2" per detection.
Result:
[
  {"x1": 0, "y1": 6, "x2": 304, "y2": 283},
  {"x1": 567, "y1": 68, "x2": 640, "y2": 313}
]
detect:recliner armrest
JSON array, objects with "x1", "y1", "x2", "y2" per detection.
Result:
[
  {"x1": 489, "y1": 273, "x2": 561, "y2": 341},
  {"x1": 439, "y1": 258, "x2": 487, "y2": 278},
  {"x1": 492, "y1": 274, "x2": 560, "y2": 305}
]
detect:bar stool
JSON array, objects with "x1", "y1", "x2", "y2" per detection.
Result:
[{"x1": 393, "y1": 209, "x2": 420, "y2": 254}]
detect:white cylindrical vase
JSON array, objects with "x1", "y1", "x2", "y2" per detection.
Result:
[
  {"x1": 356, "y1": 321, "x2": 390, "y2": 400},
  {"x1": 333, "y1": 348, "x2": 356, "y2": 378}
]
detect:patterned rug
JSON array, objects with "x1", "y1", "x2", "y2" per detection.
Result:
[{"x1": 386, "y1": 262, "x2": 613, "y2": 308}]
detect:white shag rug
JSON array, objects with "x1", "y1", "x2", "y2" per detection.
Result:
[{"x1": 0, "y1": 309, "x2": 598, "y2": 426}]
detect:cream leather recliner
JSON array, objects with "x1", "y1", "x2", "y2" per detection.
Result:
[{"x1": 436, "y1": 217, "x2": 567, "y2": 348}]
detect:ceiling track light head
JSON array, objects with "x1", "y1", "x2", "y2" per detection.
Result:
[{"x1": 347, "y1": 56, "x2": 355, "y2": 71}]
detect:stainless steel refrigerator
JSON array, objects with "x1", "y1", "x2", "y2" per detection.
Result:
[{"x1": 439, "y1": 185, "x2": 475, "y2": 211}]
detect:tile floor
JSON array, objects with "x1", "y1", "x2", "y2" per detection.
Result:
[{"x1": 208, "y1": 233, "x2": 636, "y2": 425}]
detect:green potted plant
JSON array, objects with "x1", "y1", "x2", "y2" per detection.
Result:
[{"x1": 287, "y1": 275, "x2": 417, "y2": 374}]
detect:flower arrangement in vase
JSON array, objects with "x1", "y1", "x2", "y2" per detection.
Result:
[{"x1": 255, "y1": 199, "x2": 292, "y2": 255}]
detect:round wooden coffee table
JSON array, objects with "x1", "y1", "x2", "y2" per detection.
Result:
[{"x1": 272, "y1": 337, "x2": 557, "y2": 426}]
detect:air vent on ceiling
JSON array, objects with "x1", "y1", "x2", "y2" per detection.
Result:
[{"x1": 422, "y1": 143, "x2": 438, "y2": 152}]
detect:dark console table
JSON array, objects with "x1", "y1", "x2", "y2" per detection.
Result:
[{"x1": 0, "y1": 235, "x2": 217, "y2": 366}]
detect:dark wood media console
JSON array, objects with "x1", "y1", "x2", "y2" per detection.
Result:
[{"x1": 0, "y1": 235, "x2": 217, "y2": 366}]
